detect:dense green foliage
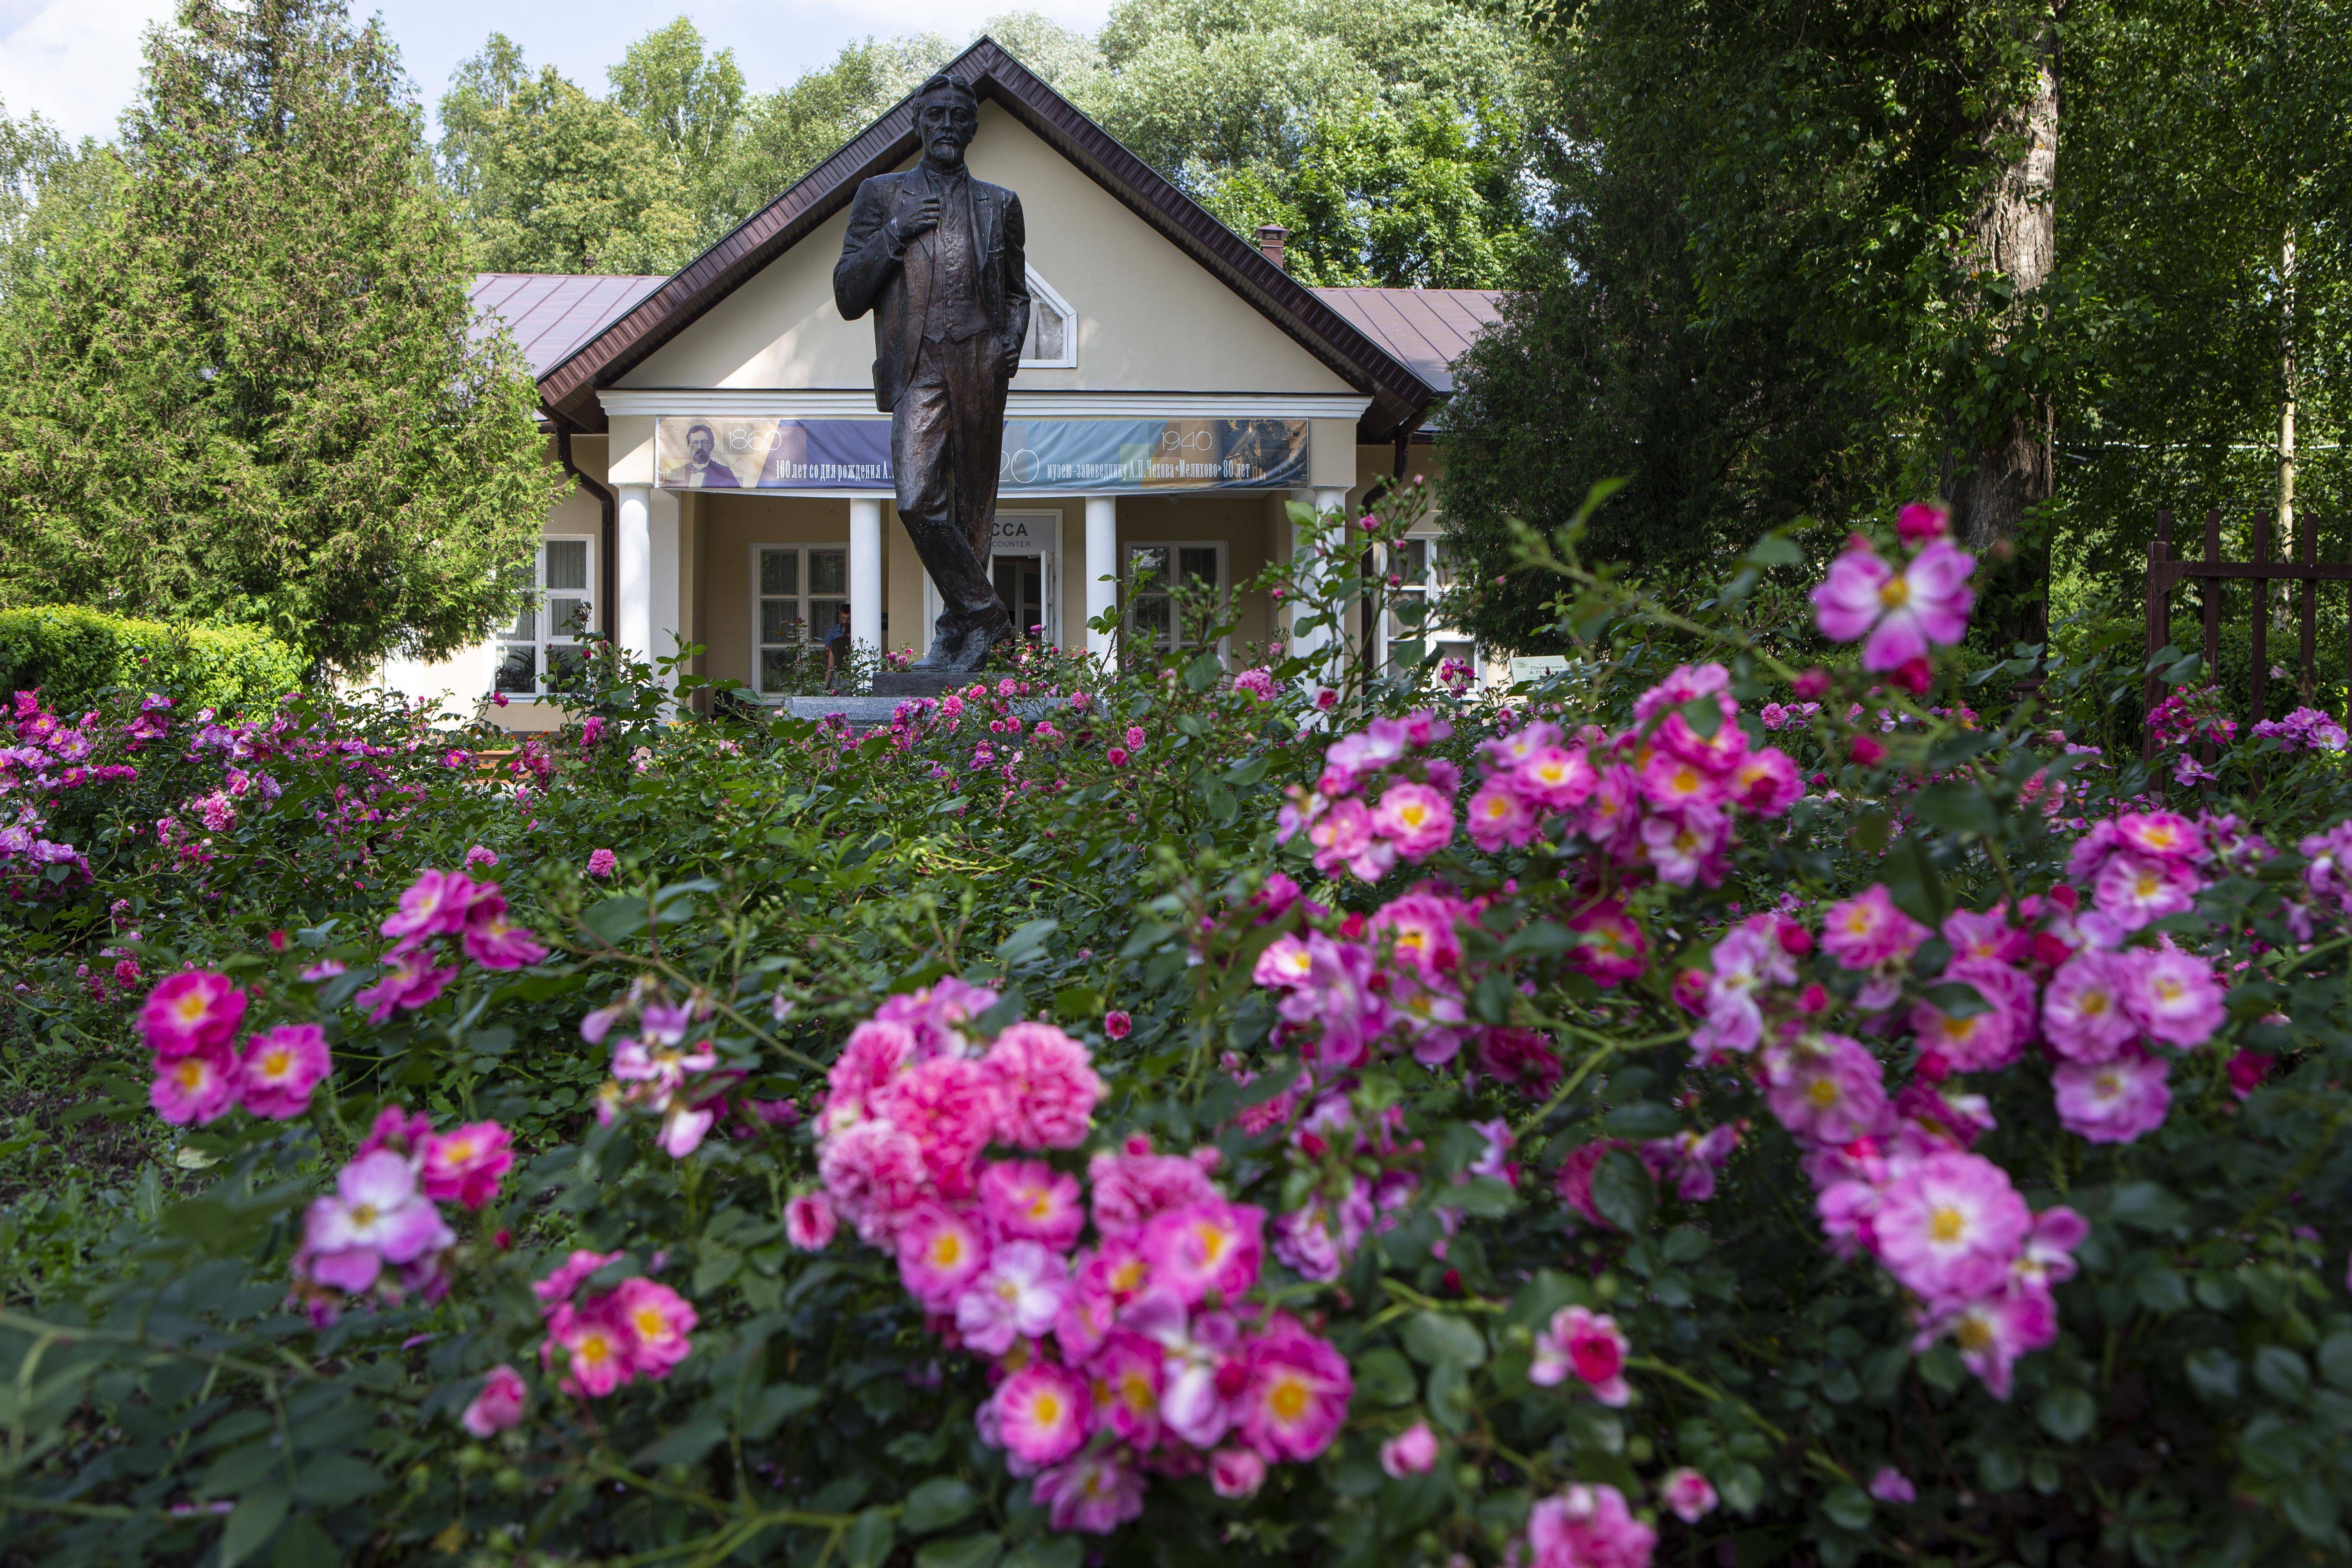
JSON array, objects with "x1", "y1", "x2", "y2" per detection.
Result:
[
  {"x1": 0, "y1": 605, "x2": 304, "y2": 718},
  {"x1": 1441, "y1": 0, "x2": 2352, "y2": 653},
  {"x1": 0, "y1": 0, "x2": 560, "y2": 675},
  {"x1": 4, "y1": 503, "x2": 2352, "y2": 1566}
]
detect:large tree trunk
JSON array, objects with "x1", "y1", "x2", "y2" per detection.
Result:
[{"x1": 1944, "y1": 2, "x2": 2061, "y2": 644}]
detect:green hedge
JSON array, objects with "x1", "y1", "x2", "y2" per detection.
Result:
[{"x1": 0, "y1": 605, "x2": 306, "y2": 717}]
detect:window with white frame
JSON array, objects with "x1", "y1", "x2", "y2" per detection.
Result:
[
  {"x1": 753, "y1": 544, "x2": 849, "y2": 696},
  {"x1": 1384, "y1": 535, "x2": 1476, "y2": 673},
  {"x1": 495, "y1": 538, "x2": 594, "y2": 697},
  {"x1": 1020, "y1": 267, "x2": 1078, "y2": 368},
  {"x1": 1124, "y1": 542, "x2": 1225, "y2": 657}
]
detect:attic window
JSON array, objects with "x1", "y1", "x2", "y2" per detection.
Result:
[{"x1": 1020, "y1": 268, "x2": 1078, "y2": 368}]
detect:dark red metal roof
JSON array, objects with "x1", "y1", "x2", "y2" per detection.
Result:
[
  {"x1": 519, "y1": 37, "x2": 1455, "y2": 443},
  {"x1": 1310, "y1": 288, "x2": 1501, "y2": 396},
  {"x1": 470, "y1": 272, "x2": 668, "y2": 380}
]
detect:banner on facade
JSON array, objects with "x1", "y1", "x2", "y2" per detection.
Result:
[{"x1": 654, "y1": 416, "x2": 1309, "y2": 494}]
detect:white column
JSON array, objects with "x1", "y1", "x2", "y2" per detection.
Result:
[
  {"x1": 1084, "y1": 495, "x2": 1118, "y2": 664},
  {"x1": 1289, "y1": 486, "x2": 1350, "y2": 683},
  {"x1": 617, "y1": 484, "x2": 653, "y2": 668},
  {"x1": 649, "y1": 487, "x2": 682, "y2": 672},
  {"x1": 850, "y1": 498, "x2": 884, "y2": 658}
]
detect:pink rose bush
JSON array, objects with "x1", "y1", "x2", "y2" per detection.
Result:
[{"x1": 812, "y1": 979, "x2": 1354, "y2": 1533}]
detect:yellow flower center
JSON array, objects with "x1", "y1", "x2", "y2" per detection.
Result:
[
  {"x1": 175, "y1": 993, "x2": 210, "y2": 1024},
  {"x1": 635, "y1": 1307, "x2": 666, "y2": 1338},
  {"x1": 1879, "y1": 576, "x2": 1911, "y2": 608},
  {"x1": 1928, "y1": 1206, "x2": 1965, "y2": 1243},
  {"x1": 578, "y1": 1332, "x2": 615, "y2": 1366},
  {"x1": 1269, "y1": 1376, "x2": 1310, "y2": 1421},
  {"x1": 174, "y1": 1059, "x2": 208, "y2": 1089},
  {"x1": 1032, "y1": 1391, "x2": 1063, "y2": 1425},
  {"x1": 930, "y1": 1233, "x2": 965, "y2": 1267},
  {"x1": 261, "y1": 1048, "x2": 292, "y2": 1077},
  {"x1": 1953, "y1": 1314, "x2": 1991, "y2": 1352},
  {"x1": 1112, "y1": 1259, "x2": 1145, "y2": 1292},
  {"x1": 1807, "y1": 1079, "x2": 1841, "y2": 1108},
  {"x1": 351, "y1": 1203, "x2": 380, "y2": 1227},
  {"x1": 1192, "y1": 1222, "x2": 1229, "y2": 1262},
  {"x1": 1119, "y1": 1372, "x2": 1153, "y2": 1412}
]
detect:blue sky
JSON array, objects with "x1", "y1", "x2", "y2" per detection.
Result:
[{"x1": 1, "y1": 0, "x2": 1110, "y2": 142}]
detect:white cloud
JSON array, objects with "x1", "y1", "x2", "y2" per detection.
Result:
[{"x1": 0, "y1": 0, "x2": 173, "y2": 141}]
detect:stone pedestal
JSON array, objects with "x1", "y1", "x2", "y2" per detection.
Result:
[{"x1": 872, "y1": 670, "x2": 980, "y2": 699}]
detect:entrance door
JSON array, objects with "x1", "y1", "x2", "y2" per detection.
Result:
[{"x1": 994, "y1": 555, "x2": 1045, "y2": 639}]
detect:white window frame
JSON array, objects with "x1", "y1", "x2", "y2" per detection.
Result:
[
  {"x1": 750, "y1": 542, "x2": 851, "y2": 700},
  {"x1": 495, "y1": 536, "x2": 596, "y2": 701},
  {"x1": 1123, "y1": 540, "x2": 1228, "y2": 660},
  {"x1": 1020, "y1": 267, "x2": 1078, "y2": 369},
  {"x1": 1380, "y1": 532, "x2": 1478, "y2": 678}
]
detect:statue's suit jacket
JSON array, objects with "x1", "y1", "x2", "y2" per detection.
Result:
[{"x1": 833, "y1": 167, "x2": 1030, "y2": 415}]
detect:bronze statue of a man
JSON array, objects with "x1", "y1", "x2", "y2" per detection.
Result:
[{"x1": 834, "y1": 73, "x2": 1030, "y2": 671}]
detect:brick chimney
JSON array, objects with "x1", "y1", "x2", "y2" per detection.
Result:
[{"x1": 1256, "y1": 224, "x2": 1289, "y2": 272}]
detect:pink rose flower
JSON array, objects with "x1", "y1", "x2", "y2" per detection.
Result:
[
  {"x1": 546, "y1": 1301, "x2": 634, "y2": 1397},
  {"x1": 1142, "y1": 1199, "x2": 1265, "y2": 1304},
  {"x1": 1514, "y1": 744, "x2": 1598, "y2": 812},
  {"x1": 994, "y1": 1362, "x2": 1091, "y2": 1466},
  {"x1": 1763, "y1": 1033, "x2": 1887, "y2": 1147},
  {"x1": 1530, "y1": 1305, "x2": 1630, "y2": 1405},
  {"x1": 954, "y1": 1239, "x2": 1068, "y2": 1355},
  {"x1": 419, "y1": 1120, "x2": 515, "y2": 1210},
  {"x1": 464, "y1": 845, "x2": 500, "y2": 870},
  {"x1": 818, "y1": 1119, "x2": 928, "y2": 1244},
  {"x1": 1207, "y1": 1445, "x2": 1266, "y2": 1499},
  {"x1": 1915, "y1": 1282, "x2": 2056, "y2": 1399},
  {"x1": 151, "y1": 1042, "x2": 239, "y2": 1126},
  {"x1": 301, "y1": 1150, "x2": 456, "y2": 1294},
  {"x1": 1372, "y1": 780, "x2": 1455, "y2": 859},
  {"x1": 354, "y1": 947, "x2": 459, "y2": 1024},
  {"x1": 1868, "y1": 1465, "x2": 1917, "y2": 1504},
  {"x1": 2120, "y1": 943, "x2": 2225, "y2": 1048},
  {"x1": 983, "y1": 1022, "x2": 1104, "y2": 1151},
  {"x1": 1089, "y1": 1330, "x2": 1165, "y2": 1447},
  {"x1": 1103, "y1": 1009, "x2": 1132, "y2": 1040},
  {"x1": 1030, "y1": 1448, "x2": 1145, "y2": 1533},
  {"x1": 1872, "y1": 1151, "x2": 2032, "y2": 1306},
  {"x1": 1087, "y1": 1137, "x2": 1222, "y2": 1237},
  {"x1": 1810, "y1": 535, "x2": 1975, "y2": 671},
  {"x1": 1820, "y1": 886, "x2": 1929, "y2": 969},
  {"x1": 2053, "y1": 1048, "x2": 2171, "y2": 1144},
  {"x1": 380, "y1": 868, "x2": 481, "y2": 941},
  {"x1": 1660, "y1": 1466, "x2": 1718, "y2": 1523},
  {"x1": 1730, "y1": 746, "x2": 1803, "y2": 816},
  {"x1": 893, "y1": 1203, "x2": 991, "y2": 1312},
  {"x1": 2092, "y1": 853, "x2": 2200, "y2": 930},
  {"x1": 532, "y1": 1248, "x2": 625, "y2": 1310},
  {"x1": 462, "y1": 905, "x2": 549, "y2": 971},
  {"x1": 233, "y1": 1024, "x2": 332, "y2": 1120},
  {"x1": 1526, "y1": 1482, "x2": 1658, "y2": 1568},
  {"x1": 140, "y1": 970, "x2": 246, "y2": 1060},
  {"x1": 785, "y1": 1192, "x2": 838, "y2": 1250},
  {"x1": 585, "y1": 848, "x2": 617, "y2": 878},
  {"x1": 1464, "y1": 781, "x2": 1538, "y2": 851},
  {"x1": 609, "y1": 1277, "x2": 697, "y2": 1379},
  {"x1": 978, "y1": 1159, "x2": 1085, "y2": 1250},
  {"x1": 1234, "y1": 1315, "x2": 1352, "y2": 1461},
  {"x1": 2040, "y1": 951, "x2": 2140, "y2": 1063},
  {"x1": 460, "y1": 1364, "x2": 527, "y2": 1436},
  {"x1": 1380, "y1": 1420, "x2": 1439, "y2": 1478},
  {"x1": 1564, "y1": 900, "x2": 1647, "y2": 988},
  {"x1": 876, "y1": 1054, "x2": 1000, "y2": 1192}
]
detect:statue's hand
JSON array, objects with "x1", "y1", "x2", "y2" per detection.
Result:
[
  {"x1": 888, "y1": 191, "x2": 942, "y2": 250},
  {"x1": 997, "y1": 337, "x2": 1022, "y2": 379}
]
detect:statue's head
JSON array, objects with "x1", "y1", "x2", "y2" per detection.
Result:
[{"x1": 914, "y1": 74, "x2": 979, "y2": 167}]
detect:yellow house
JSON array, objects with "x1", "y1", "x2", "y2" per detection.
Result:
[{"x1": 402, "y1": 38, "x2": 1499, "y2": 727}]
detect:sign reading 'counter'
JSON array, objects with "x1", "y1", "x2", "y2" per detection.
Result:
[{"x1": 654, "y1": 417, "x2": 1309, "y2": 493}]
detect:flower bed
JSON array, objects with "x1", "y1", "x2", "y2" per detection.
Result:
[{"x1": 3, "y1": 498, "x2": 2351, "y2": 1568}]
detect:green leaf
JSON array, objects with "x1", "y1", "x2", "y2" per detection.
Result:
[
  {"x1": 2184, "y1": 1348, "x2": 2240, "y2": 1402},
  {"x1": 902, "y1": 1477, "x2": 978, "y2": 1534},
  {"x1": 916, "y1": 1533, "x2": 1003, "y2": 1568},
  {"x1": 1718, "y1": 1462, "x2": 1764, "y2": 1515},
  {"x1": 583, "y1": 895, "x2": 650, "y2": 944},
  {"x1": 1821, "y1": 1484, "x2": 1873, "y2": 1531},
  {"x1": 845, "y1": 1509, "x2": 898, "y2": 1568},
  {"x1": 220, "y1": 1484, "x2": 289, "y2": 1568},
  {"x1": 1601, "y1": 1100, "x2": 1681, "y2": 1139},
  {"x1": 1746, "y1": 534, "x2": 1804, "y2": 569},
  {"x1": 633, "y1": 1415, "x2": 727, "y2": 1469},
  {"x1": 2317, "y1": 1334, "x2": 2352, "y2": 1391},
  {"x1": 1922, "y1": 980, "x2": 1991, "y2": 1019},
  {"x1": 1679, "y1": 695, "x2": 1721, "y2": 739},
  {"x1": 1352, "y1": 1348, "x2": 1418, "y2": 1407},
  {"x1": 1448, "y1": 1176, "x2": 1520, "y2": 1217},
  {"x1": 1881, "y1": 835, "x2": 1948, "y2": 926},
  {"x1": 1401, "y1": 1311, "x2": 1487, "y2": 1369},
  {"x1": 291, "y1": 1454, "x2": 384, "y2": 1507},
  {"x1": 2109, "y1": 1181, "x2": 2191, "y2": 1233},
  {"x1": 271, "y1": 1515, "x2": 336, "y2": 1568},
  {"x1": 1910, "y1": 782, "x2": 2000, "y2": 835},
  {"x1": 994, "y1": 919, "x2": 1059, "y2": 970},
  {"x1": 2035, "y1": 1385, "x2": 2097, "y2": 1443},
  {"x1": 2252, "y1": 1346, "x2": 2311, "y2": 1405},
  {"x1": 1588, "y1": 1147, "x2": 1654, "y2": 1233},
  {"x1": 746, "y1": 1381, "x2": 821, "y2": 1438},
  {"x1": 1976, "y1": 1444, "x2": 2022, "y2": 1494},
  {"x1": 1003, "y1": 1537, "x2": 1083, "y2": 1568}
]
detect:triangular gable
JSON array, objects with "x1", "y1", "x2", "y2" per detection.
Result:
[{"x1": 535, "y1": 37, "x2": 1438, "y2": 442}]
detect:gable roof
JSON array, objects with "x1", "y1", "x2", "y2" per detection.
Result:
[
  {"x1": 1313, "y1": 289, "x2": 1501, "y2": 397},
  {"x1": 532, "y1": 37, "x2": 1444, "y2": 442}
]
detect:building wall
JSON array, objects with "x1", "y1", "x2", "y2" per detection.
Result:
[{"x1": 615, "y1": 102, "x2": 1356, "y2": 400}]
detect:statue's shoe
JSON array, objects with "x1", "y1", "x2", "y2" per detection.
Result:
[
  {"x1": 942, "y1": 609, "x2": 1013, "y2": 672},
  {"x1": 908, "y1": 618, "x2": 966, "y2": 671}
]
